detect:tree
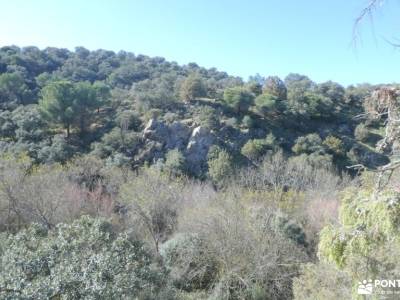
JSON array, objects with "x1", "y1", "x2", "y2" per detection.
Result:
[
  {"x1": 177, "y1": 192, "x2": 307, "y2": 299},
  {"x1": 317, "y1": 81, "x2": 345, "y2": 103},
  {"x1": 263, "y1": 76, "x2": 287, "y2": 100},
  {"x1": 179, "y1": 74, "x2": 207, "y2": 102},
  {"x1": 353, "y1": 0, "x2": 385, "y2": 46},
  {"x1": 0, "y1": 73, "x2": 32, "y2": 109},
  {"x1": 287, "y1": 90, "x2": 334, "y2": 119},
  {"x1": 246, "y1": 81, "x2": 262, "y2": 96},
  {"x1": 72, "y1": 81, "x2": 101, "y2": 134},
  {"x1": 254, "y1": 92, "x2": 284, "y2": 117},
  {"x1": 39, "y1": 81, "x2": 102, "y2": 137},
  {"x1": 39, "y1": 81, "x2": 75, "y2": 137},
  {"x1": 93, "y1": 80, "x2": 111, "y2": 112},
  {"x1": 222, "y1": 87, "x2": 254, "y2": 113},
  {"x1": 133, "y1": 75, "x2": 178, "y2": 110}
]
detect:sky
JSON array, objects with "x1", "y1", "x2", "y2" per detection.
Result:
[{"x1": 1, "y1": 0, "x2": 400, "y2": 86}]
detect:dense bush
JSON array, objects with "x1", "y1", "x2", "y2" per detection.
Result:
[
  {"x1": 241, "y1": 134, "x2": 277, "y2": 162},
  {"x1": 179, "y1": 74, "x2": 207, "y2": 102},
  {"x1": 160, "y1": 233, "x2": 218, "y2": 291},
  {"x1": 254, "y1": 92, "x2": 284, "y2": 117},
  {"x1": 322, "y1": 135, "x2": 345, "y2": 156},
  {"x1": 241, "y1": 115, "x2": 254, "y2": 128},
  {"x1": 354, "y1": 123, "x2": 369, "y2": 142},
  {"x1": 222, "y1": 87, "x2": 254, "y2": 113},
  {"x1": 164, "y1": 149, "x2": 186, "y2": 177},
  {"x1": 194, "y1": 106, "x2": 219, "y2": 130},
  {"x1": 0, "y1": 216, "x2": 171, "y2": 299},
  {"x1": 207, "y1": 149, "x2": 234, "y2": 185},
  {"x1": 292, "y1": 134, "x2": 323, "y2": 155}
]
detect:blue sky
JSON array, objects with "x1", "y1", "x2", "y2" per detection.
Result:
[{"x1": 1, "y1": 0, "x2": 399, "y2": 85}]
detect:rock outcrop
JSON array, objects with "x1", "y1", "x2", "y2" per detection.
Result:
[
  {"x1": 185, "y1": 126, "x2": 215, "y2": 174},
  {"x1": 139, "y1": 119, "x2": 215, "y2": 175}
]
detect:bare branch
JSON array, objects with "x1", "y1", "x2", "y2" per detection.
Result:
[{"x1": 352, "y1": 0, "x2": 382, "y2": 46}]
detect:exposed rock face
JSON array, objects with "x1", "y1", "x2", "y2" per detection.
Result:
[
  {"x1": 143, "y1": 119, "x2": 169, "y2": 143},
  {"x1": 167, "y1": 122, "x2": 191, "y2": 149},
  {"x1": 143, "y1": 119, "x2": 191, "y2": 150},
  {"x1": 133, "y1": 141, "x2": 164, "y2": 167},
  {"x1": 140, "y1": 119, "x2": 215, "y2": 175},
  {"x1": 185, "y1": 126, "x2": 215, "y2": 175}
]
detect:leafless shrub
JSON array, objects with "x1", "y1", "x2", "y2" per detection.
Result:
[
  {"x1": 177, "y1": 192, "x2": 308, "y2": 299},
  {"x1": 237, "y1": 150, "x2": 348, "y2": 194},
  {"x1": 0, "y1": 155, "x2": 31, "y2": 231},
  {"x1": 0, "y1": 155, "x2": 119, "y2": 232},
  {"x1": 118, "y1": 167, "x2": 186, "y2": 253}
]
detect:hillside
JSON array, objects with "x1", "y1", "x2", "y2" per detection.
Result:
[
  {"x1": 0, "y1": 45, "x2": 398, "y2": 299},
  {"x1": 0, "y1": 46, "x2": 388, "y2": 177}
]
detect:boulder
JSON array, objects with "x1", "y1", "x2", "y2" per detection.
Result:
[
  {"x1": 185, "y1": 126, "x2": 215, "y2": 175},
  {"x1": 143, "y1": 119, "x2": 191, "y2": 150}
]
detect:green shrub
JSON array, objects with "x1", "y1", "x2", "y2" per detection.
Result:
[
  {"x1": 289, "y1": 152, "x2": 333, "y2": 170},
  {"x1": 241, "y1": 139, "x2": 266, "y2": 161},
  {"x1": 194, "y1": 106, "x2": 219, "y2": 130},
  {"x1": 91, "y1": 128, "x2": 141, "y2": 159},
  {"x1": 323, "y1": 135, "x2": 345, "y2": 156},
  {"x1": 160, "y1": 233, "x2": 218, "y2": 291},
  {"x1": 254, "y1": 92, "x2": 284, "y2": 117},
  {"x1": 240, "y1": 135, "x2": 276, "y2": 161},
  {"x1": 292, "y1": 133, "x2": 323, "y2": 155},
  {"x1": 180, "y1": 74, "x2": 207, "y2": 102},
  {"x1": 164, "y1": 149, "x2": 186, "y2": 176},
  {"x1": 241, "y1": 115, "x2": 254, "y2": 128},
  {"x1": 299, "y1": 188, "x2": 400, "y2": 299},
  {"x1": 225, "y1": 117, "x2": 238, "y2": 127},
  {"x1": 37, "y1": 134, "x2": 76, "y2": 163},
  {"x1": 0, "y1": 216, "x2": 169, "y2": 299},
  {"x1": 207, "y1": 149, "x2": 234, "y2": 186},
  {"x1": 223, "y1": 87, "x2": 254, "y2": 113},
  {"x1": 276, "y1": 213, "x2": 308, "y2": 247},
  {"x1": 116, "y1": 110, "x2": 142, "y2": 131},
  {"x1": 354, "y1": 123, "x2": 369, "y2": 142}
]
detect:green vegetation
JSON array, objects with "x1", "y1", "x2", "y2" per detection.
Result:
[
  {"x1": 0, "y1": 45, "x2": 397, "y2": 299},
  {"x1": 179, "y1": 73, "x2": 207, "y2": 102},
  {"x1": 223, "y1": 86, "x2": 254, "y2": 113},
  {"x1": 0, "y1": 216, "x2": 170, "y2": 299}
]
